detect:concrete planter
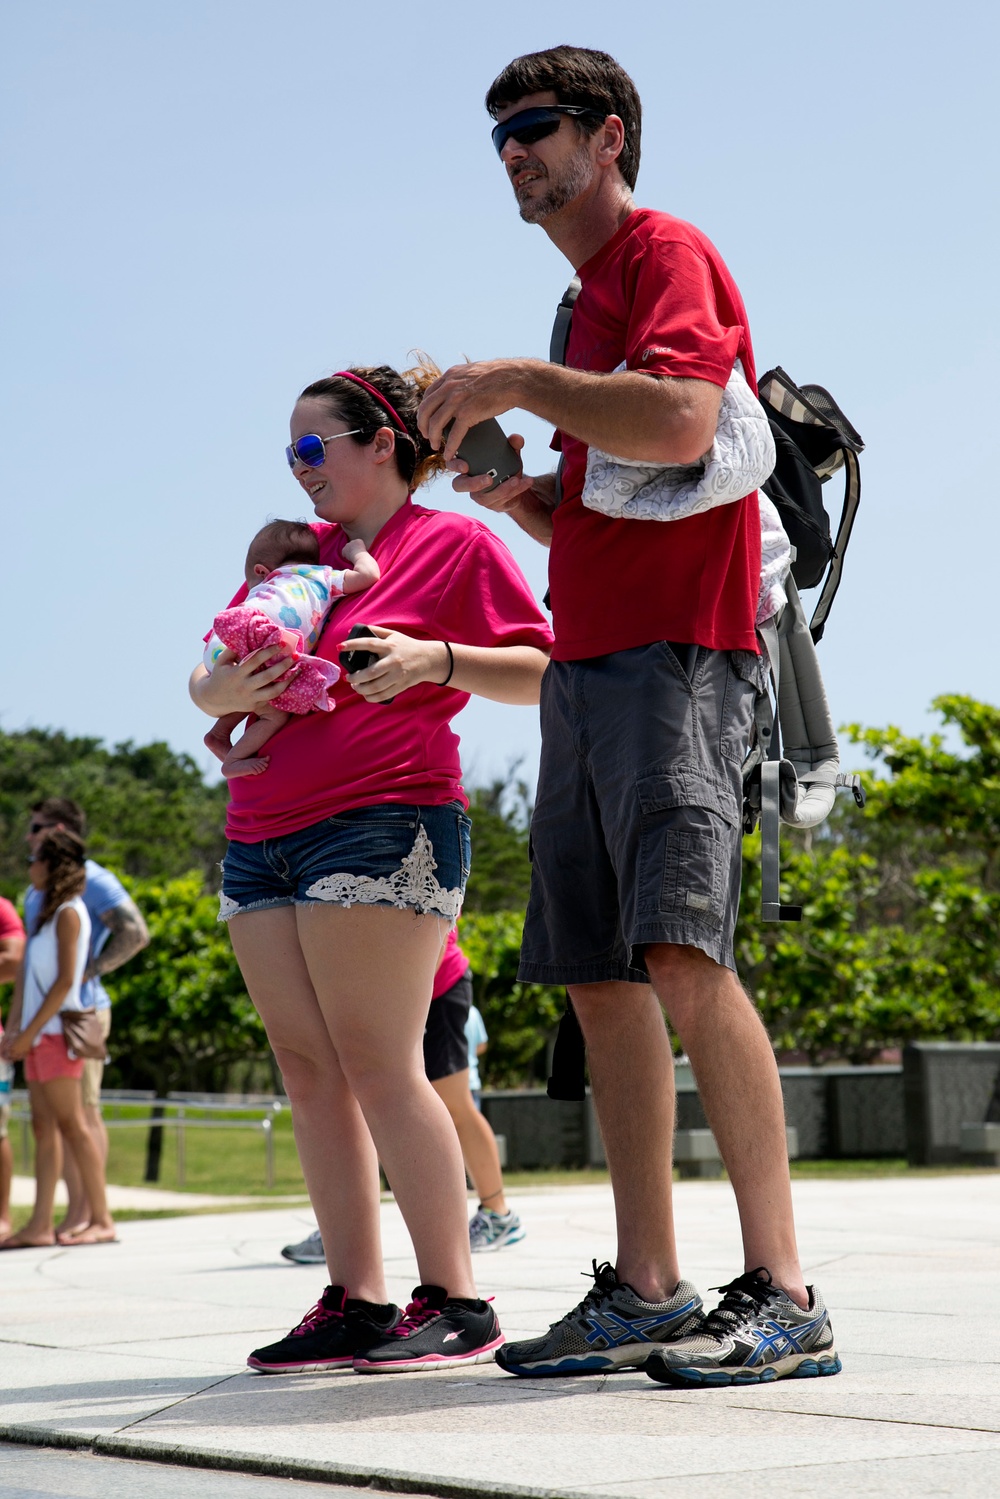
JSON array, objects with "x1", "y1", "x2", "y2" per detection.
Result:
[
  {"x1": 903, "y1": 1042, "x2": 1000, "y2": 1165},
  {"x1": 481, "y1": 1059, "x2": 909, "y2": 1169}
]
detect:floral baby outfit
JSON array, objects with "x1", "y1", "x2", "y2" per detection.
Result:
[{"x1": 204, "y1": 564, "x2": 346, "y2": 715}]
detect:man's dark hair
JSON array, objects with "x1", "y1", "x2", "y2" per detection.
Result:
[
  {"x1": 485, "y1": 45, "x2": 641, "y2": 191},
  {"x1": 31, "y1": 796, "x2": 86, "y2": 836}
]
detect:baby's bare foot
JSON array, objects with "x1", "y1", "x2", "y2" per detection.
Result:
[{"x1": 222, "y1": 757, "x2": 270, "y2": 778}]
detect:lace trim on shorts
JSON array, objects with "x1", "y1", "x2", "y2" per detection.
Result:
[
  {"x1": 218, "y1": 893, "x2": 241, "y2": 921},
  {"x1": 303, "y1": 824, "x2": 462, "y2": 920}
]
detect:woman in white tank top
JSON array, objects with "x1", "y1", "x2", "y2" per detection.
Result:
[{"x1": 0, "y1": 830, "x2": 116, "y2": 1248}]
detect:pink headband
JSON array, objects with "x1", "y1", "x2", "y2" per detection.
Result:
[{"x1": 333, "y1": 370, "x2": 408, "y2": 435}]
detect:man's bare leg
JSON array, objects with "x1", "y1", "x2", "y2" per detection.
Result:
[
  {"x1": 646, "y1": 942, "x2": 807, "y2": 1307},
  {"x1": 568, "y1": 981, "x2": 679, "y2": 1301}
]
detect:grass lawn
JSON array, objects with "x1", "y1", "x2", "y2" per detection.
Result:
[{"x1": 8, "y1": 1100, "x2": 308, "y2": 1199}]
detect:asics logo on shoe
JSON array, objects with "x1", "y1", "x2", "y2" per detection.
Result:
[
  {"x1": 584, "y1": 1299, "x2": 700, "y2": 1349},
  {"x1": 741, "y1": 1312, "x2": 829, "y2": 1366}
]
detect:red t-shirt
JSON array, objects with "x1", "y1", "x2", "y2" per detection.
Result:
[
  {"x1": 548, "y1": 208, "x2": 761, "y2": 660},
  {"x1": 0, "y1": 897, "x2": 25, "y2": 944},
  {"x1": 223, "y1": 500, "x2": 552, "y2": 842},
  {"x1": 432, "y1": 927, "x2": 470, "y2": 998},
  {"x1": 0, "y1": 896, "x2": 25, "y2": 1036}
]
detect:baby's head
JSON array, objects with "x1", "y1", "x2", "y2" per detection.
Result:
[{"x1": 245, "y1": 519, "x2": 320, "y2": 586}]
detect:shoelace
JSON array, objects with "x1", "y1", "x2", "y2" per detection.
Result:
[
  {"x1": 391, "y1": 1294, "x2": 438, "y2": 1337},
  {"x1": 547, "y1": 1260, "x2": 619, "y2": 1330},
  {"x1": 702, "y1": 1268, "x2": 778, "y2": 1338},
  {"x1": 291, "y1": 1296, "x2": 343, "y2": 1337}
]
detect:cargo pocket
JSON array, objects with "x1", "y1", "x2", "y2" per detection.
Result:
[{"x1": 635, "y1": 766, "x2": 739, "y2": 928}]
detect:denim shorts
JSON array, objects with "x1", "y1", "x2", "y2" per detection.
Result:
[
  {"x1": 219, "y1": 802, "x2": 472, "y2": 923},
  {"x1": 517, "y1": 641, "x2": 760, "y2": 985}
]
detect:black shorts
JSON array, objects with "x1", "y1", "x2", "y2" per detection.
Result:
[
  {"x1": 423, "y1": 968, "x2": 473, "y2": 1081},
  {"x1": 518, "y1": 641, "x2": 760, "y2": 987}
]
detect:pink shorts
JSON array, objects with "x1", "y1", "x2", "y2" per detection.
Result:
[{"x1": 23, "y1": 1033, "x2": 85, "y2": 1084}]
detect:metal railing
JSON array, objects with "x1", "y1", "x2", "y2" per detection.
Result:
[{"x1": 9, "y1": 1091, "x2": 285, "y2": 1189}]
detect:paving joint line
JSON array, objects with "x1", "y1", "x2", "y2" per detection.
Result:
[
  {"x1": 111, "y1": 1372, "x2": 242, "y2": 1432},
  {"x1": 0, "y1": 1422, "x2": 582, "y2": 1499}
]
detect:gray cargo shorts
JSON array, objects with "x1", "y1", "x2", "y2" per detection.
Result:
[{"x1": 517, "y1": 640, "x2": 761, "y2": 986}]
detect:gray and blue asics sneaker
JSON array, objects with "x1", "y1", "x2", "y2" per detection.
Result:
[
  {"x1": 469, "y1": 1206, "x2": 525, "y2": 1253},
  {"x1": 495, "y1": 1260, "x2": 703, "y2": 1376},
  {"x1": 645, "y1": 1268, "x2": 841, "y2": 1388}
]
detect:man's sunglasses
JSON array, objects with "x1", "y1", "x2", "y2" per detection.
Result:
[
  {"x1": 285, "y1": 429, "x2": 363, "y2": 470},
  {"x1": 28, "y1": 821, "x2": 55, "y2": 834},
  {"x1": 491, "y1": 105, "x2": 606, "y2": 157}
]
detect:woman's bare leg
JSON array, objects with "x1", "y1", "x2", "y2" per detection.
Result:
[
  {"x1": 295, "y1": 904, "x2": 476, "y2": 1298},
  {"x1": 46, "y1": 1078, "x2": 115, "y2": 1242},
  {"x1": 228, "y1": 906, "x2": 387, "y2": 1301},
  {"x1": 1, "y1": 1081, "x2": 60, "y2": 1247},
  {"x1": 431, "y1": 1070, "x2": 508, "y2": 1215}
]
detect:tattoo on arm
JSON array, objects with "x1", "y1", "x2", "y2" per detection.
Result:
[{"x1": 92, "y1": 898, "x2": 150, "y2": 977}]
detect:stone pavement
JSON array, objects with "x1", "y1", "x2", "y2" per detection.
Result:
[
  {"x1": 2, "y1": 1175, "x2": 999, "y2": 1498},
  {"x1": 9, "y1": 1173, "x2": 308, "y2": 1211}
]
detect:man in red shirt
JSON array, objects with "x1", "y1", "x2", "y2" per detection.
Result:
[
  {"x1": 419, "y1": 45, "x2": 839, "y2": 1388},
  {"x1": 0, "y1": 896, "x2": 27, "y2": 1239}
]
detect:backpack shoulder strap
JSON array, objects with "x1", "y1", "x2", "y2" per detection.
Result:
[{"x1": 549, "y1": 277, "x2": 581, "y2": 365}]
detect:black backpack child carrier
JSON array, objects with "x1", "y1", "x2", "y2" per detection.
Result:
[{"x1": 745, "y1": 367, "x2": 866, "y2": 919}]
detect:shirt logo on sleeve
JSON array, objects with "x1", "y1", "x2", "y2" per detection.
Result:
[{"x1": 642, "y1": 346, "x2": 674, "y2": 362}]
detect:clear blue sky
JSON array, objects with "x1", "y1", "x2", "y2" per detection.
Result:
[{"x1": 2, "y1": 1, "x2": 996, "y2": 793}]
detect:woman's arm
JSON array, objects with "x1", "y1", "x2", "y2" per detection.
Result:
[
  {"x1": 5, "y1": 908, "x2": 81, "y2": 1060},
  {"x1": 0, "y1": 932, "x2": 25, "y2": 985},
  {"x1": 340, "y1": 630, "x2": 550, "y2": 707},
  {"x1": 0, "y1": 963, "x2": 26, "y2": 1059},
  {"x1": 189, "y1": 644, "x2": 296, "y2": 719}
]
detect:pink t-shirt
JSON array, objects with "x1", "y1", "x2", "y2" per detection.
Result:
[
  {"x1": 433, "y1": 928, "x2": 470, "y2": 998},
  {"x1": 224, "y1": 501, "x2": 552, "y2": 842}
]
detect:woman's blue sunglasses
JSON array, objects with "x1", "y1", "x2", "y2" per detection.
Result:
[
  {"x1": 491, "y1": 105, "x2": 605, "y2": 157},
  {"x1": 285, "y1": 429, "x2": 363, "y2": 469}
]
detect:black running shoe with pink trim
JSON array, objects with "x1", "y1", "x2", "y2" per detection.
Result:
[
  {"x1": 247, "y1": 1284, "x2": 400, "y2": 1373},
  {"x1": 354, "y1": 1284, "x2": 504, "y2": 1372}
]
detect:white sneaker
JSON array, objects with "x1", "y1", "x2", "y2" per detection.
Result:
[
  {"x1": 281, "y1": 1227, "x2": 325, "y2": 1264},
  {"x1": 469, "y1": 1207, "x2": 525, "y2": 1253}
]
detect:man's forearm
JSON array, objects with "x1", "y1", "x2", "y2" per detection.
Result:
[
  {"x1": 515, "y1": 361, "x2": 721, "y2": 465},
  {"x1": 91, "y1": 900, "x2": 149, "y2": 978}
]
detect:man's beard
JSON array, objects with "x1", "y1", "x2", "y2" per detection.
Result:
[{"x1": 516, "y1": 147, "x2": 593, "y2": 224}]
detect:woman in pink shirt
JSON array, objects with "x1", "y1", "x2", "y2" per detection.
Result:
[{"x1": 190, "y1": 360, "x2": 551, "y2": 1374}]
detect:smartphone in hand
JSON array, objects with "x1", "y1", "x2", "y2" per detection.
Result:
[{"x1": 447, "y1": 418, "x2": 523, "y2": 493}]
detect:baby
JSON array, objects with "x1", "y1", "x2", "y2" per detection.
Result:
[{"x1": 204, "y1": 519, "x2": 379, "y2": 777}]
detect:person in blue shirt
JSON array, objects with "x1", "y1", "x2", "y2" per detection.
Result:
[
  {"x1": 464, "y1": 1005, "x2": 488, "y2": 1106},
  {"x1": 24, "y1": 798, "x2": 149, "y2": 1243}
]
